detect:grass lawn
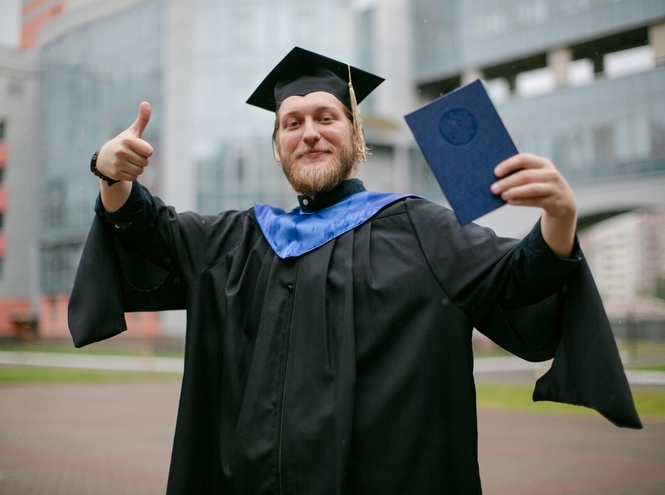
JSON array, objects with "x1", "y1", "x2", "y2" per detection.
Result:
[
  {"x1": 0, "y1": 365, "x2": 182, "y2": 384},
  {"x1": 3, "y1": 339, "x2": 663, "y2": 420},
  {"x1": 0, "y1": 341, "x2": 184, "y2": 358},
  {"x1": 476, "y1": 383, "x2": 665, "y2": 420},
  {"x1": 3, "y1": 366, "x2": 661, "y2": 421},
  {"x1": 627, "y1": 363, "x2": 665, "y2": 372}
]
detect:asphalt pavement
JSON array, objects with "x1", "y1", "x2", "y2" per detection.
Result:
[{"x1": 0, "y1": 378, "x2": 663, "y2": 494}]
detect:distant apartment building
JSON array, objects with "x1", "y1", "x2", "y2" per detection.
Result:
[{"x1": 580, "y1": 210, "x2": 665, "y2": 300}]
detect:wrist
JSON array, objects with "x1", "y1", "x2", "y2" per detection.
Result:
[{"x1": 90, "y1": 150, "x2": 119, "y2": 186}]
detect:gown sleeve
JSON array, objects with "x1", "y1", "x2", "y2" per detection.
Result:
[
  {"x1": 69, "y1": 181, "x2": 251, "y2": 348},
  {"x1": 405, "y1": 198, "x2": 642, "y2": 429},
  {"x1": 68, "y1": 182, "x2": 187, "y2": 347}
]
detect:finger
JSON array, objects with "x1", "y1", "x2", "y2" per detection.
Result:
[
  {"x1": 503, "y1": 185, "x2": 573, "y2": 218},
  {"x1": 494, "y1": 153, "x2": 551, "y2": 178},
  {"x1": 491, "y1": 167, "x2": 554, "y2": 196},
  {"x1": 126, "y1": 138, "x2": 154, "y2": 158},
  {"x1": 500, "y1": 182, "x2": 554, "y2": 202},
  {"x1": 128, "y1": 101, "x2": 152, "y2": 139},
  {"x1": 121, "y1": 161, "x2": 148, "y2": 175},
  {"x1": 115, "y1": 166, "x2": 145, "y2": 181},
  {"x1": 117, "y1": 147, "x2": 151, "y2": 167}
]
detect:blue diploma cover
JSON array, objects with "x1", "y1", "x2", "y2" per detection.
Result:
[{"x1": 404, "y1": 79, "x2": 519, "y2": 225}]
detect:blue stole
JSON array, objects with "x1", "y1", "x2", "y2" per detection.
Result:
[{"x1": 254, "y1": 191, "x2": 413, "y2": 259}]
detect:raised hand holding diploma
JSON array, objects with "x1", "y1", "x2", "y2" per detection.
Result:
[{"x1": 405, "y1": 81, "x2": 577, "y2": 258}]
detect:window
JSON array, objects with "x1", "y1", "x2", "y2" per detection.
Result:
[
  {"x1": 593, "y1": 126, "x2": 614, "y2": 163},
  {"x1": 604, "y1": 45, "x2": 655, "y2": 79},
  {"x1": 8, "y1": 80, "x2": 23, "y2": 97}
]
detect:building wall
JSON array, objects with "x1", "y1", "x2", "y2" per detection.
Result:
[
  {"x1": 21, "y1": 0, "x2": 67, "y2": 51},
  {"x1": 579, "y1": 210, "x2": 665, "y2": 302},
  {"x1": 0, "y1": 46, "x2": 39, "y2": 336},
  {"x1": 351, "y1": 0, "x2": 430, "y2": 198},
  {"x1": 412, "y1": 0, "x2": 665, "y2": 83},
  {"x1": 408, "y1": 0, "x2": 665, "y2": 238}
]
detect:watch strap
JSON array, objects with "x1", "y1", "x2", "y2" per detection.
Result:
[{"x1": 90, "y1": 150, "x2": 119, "y2": 186}]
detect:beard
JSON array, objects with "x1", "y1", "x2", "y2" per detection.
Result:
[{"x1": 278, "y1": 140, "x2": 358, "y2": 197}]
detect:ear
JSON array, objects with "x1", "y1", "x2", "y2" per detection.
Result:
[
  {"x1": 272, "y1": 116, "x2": 282, "y2": 164},
  {"x1": 273, "y1": 142, "x2": 282, "y2": 164}
]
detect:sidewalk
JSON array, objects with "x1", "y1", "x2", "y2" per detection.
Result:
[
  {"x1": 2, "y1": 351, "x2": 663, "y2": 385},
  {"x1": 0, "y1": 351, "x2": 183, "y2": 373}
]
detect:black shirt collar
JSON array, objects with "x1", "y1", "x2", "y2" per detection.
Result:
[{"x1": 297, "y1": 179, "x2": 366, "y2": 212}]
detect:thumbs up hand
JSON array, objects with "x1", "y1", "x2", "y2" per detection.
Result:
[{"x1": 96, "y1": 102, "x2": 154, "y2": 182}]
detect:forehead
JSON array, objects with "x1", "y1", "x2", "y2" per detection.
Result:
[{"x1": 277, "y1": 91, "x2": 347, "y2": 118}]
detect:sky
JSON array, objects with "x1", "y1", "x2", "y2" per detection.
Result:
[{"x1": 0, "y1": 0, "x2": 20, "y2": 48}]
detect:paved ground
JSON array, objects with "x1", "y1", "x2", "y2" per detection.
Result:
[
  {"x1": 2, "y1": 351, "x2": 664, "y2": 385},
  {"x1": 478, "y1": 411, "x2": 664, "y2": 495},
  {"x1": 0, "y1": 379, "x2": 663, "y2": 494}
]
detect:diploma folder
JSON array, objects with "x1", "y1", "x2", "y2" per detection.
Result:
[{"x1": 404, "y1": 79, "x2": 518, "y2": 225}]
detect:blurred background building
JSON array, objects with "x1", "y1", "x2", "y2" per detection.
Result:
[
  {"x1": 0, "y1": 0, "x2": 663, "y2": 340},
  {"x1": 0, "y1": 44, "x2": 38, "y2": 338}
]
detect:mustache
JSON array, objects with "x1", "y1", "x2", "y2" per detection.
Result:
[{"x1": 295, "y1": 145, "x2": 334, "y2": 158}]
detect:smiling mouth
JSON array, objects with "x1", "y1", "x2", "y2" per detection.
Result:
[{"x1": 297, "y1": 146, "x2": 333, "y2": 159}]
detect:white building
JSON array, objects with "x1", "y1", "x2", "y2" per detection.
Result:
[
  {"x1": 579, "y1": 210, "x2": 665, "y2": 321},
  {"x1": 0, "y1": 46, "x2": 39, "y2": 337}
]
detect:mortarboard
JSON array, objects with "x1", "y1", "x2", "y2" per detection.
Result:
[{"x1": 246, "y1": 46, "x2": 384, "y2": 113}]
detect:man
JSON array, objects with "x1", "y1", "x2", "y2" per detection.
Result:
[{"x1": 69, "y1": 47, "x2": 640, "y2": 495}]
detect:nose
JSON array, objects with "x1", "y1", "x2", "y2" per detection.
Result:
[{"x1": 302, "y1": 118, "x2": 321, "y2": 145}]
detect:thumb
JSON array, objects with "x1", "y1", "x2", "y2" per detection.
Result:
[{"x1": 129, "y1": 101, "x2": 151, "y2": 138}]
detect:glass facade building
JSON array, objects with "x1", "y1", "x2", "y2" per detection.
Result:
[
  {"x1": 36, "y1": 0, "x2": 361, "y2": 300},
  {"x1": 500, "y1": 66, "x2": 665, "y2": 185},
  {"x1": 33, "y1": 0, "x2": 665, "y2": 324},
  {"x1": 191, "y1": 0, "x2": 356, "y2": 214},
  {"x1": 38, "y1": 0, "x2": 164, "y2": 294},
  {"x1": 411, "y1": 0, "x2": 665, "y2": 189}
]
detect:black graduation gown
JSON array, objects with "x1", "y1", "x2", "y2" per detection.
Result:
[{"x1": 68, "y1": 182, "x2": 641, "y2": 495}]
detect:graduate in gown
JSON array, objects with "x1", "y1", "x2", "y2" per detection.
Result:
[{"x1": 69, "y1": 47, "x2": 641, "y2": 495}]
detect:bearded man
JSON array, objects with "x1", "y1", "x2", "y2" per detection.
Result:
[{"x1": 69, "y1": 47, "x2": 640, "y2": 495}]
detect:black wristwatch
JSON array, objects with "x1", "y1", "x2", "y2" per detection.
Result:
[{"x1": 90, "y1": 150, "x2": 119, "y2": 186}]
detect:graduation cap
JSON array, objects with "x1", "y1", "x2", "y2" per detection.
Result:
[
  {"x1": 247, "y1": 47, "x2": 384, "y2": 163},
  {"x1": 246, "y1": 46, "x2": 384, "y2": 114}
]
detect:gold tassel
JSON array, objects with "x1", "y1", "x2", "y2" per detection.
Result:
[{"x1": 348, "y1": 64, "x2": 368, "y2": 163}]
